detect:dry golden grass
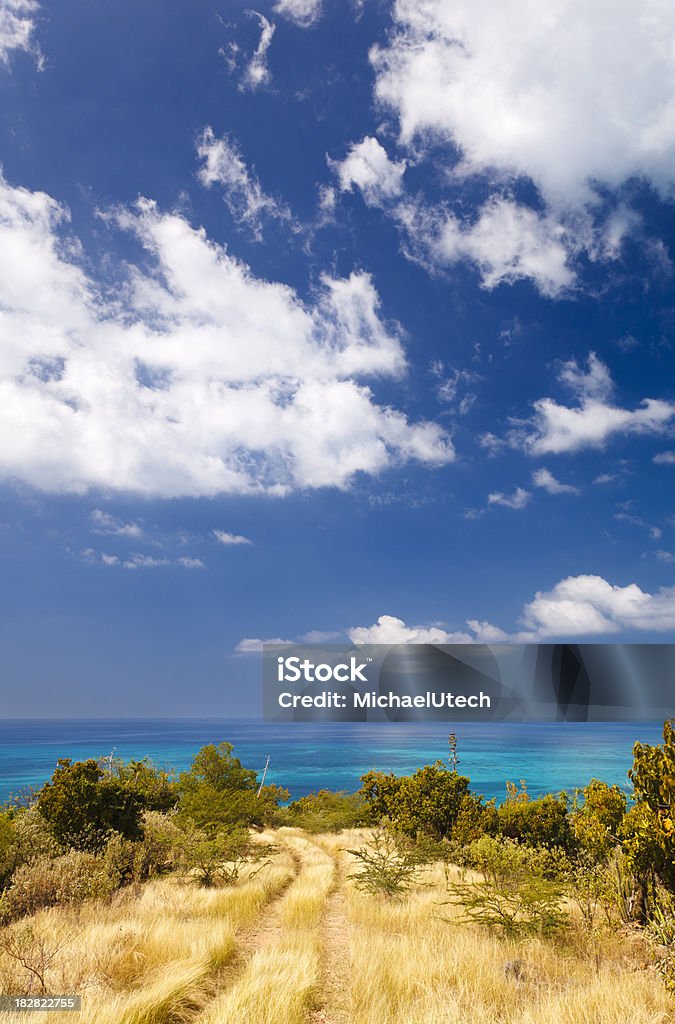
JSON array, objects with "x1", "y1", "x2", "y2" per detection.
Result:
[
  {"x1": 335, "y1": 836, "x2": 673, "y2": 1024},
  {"x1": 0, "y1": 828, "x2": 672, "y2": 1024},
  {"x1": 0, "y1": 832, "x2": 295, "y2": 1024},
  {"x1": 199, "y1": 830, "x2": 334, "y2": 1024}
]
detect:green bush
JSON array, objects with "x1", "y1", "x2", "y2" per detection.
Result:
[
  {"x1": 447, "y1": 835, "x2": 567, "y2": 935},
  {"x1": 174, "y1": 824, "x2": 254, "y2": 887},
  {"x1": 348, "y1": 829, "x2": 427, "y2": 899},
  {"x1": 101, "y1": 756, "x2": 178, "y2": 812},
  {"x1": 360, "y1": 763, "x2": 470, "y2": 839},
  {"x1": 496, "y1": 791, "x2": 573, "y2": 851},
  {"x1": 37, "y1": 759, "x2": 143, "y2": 852},
  {"x1": 285, "y1": 790, "x2": 366, "y2": 833},
  {"x1": 571, "y1": 779, "x2": 626, "y2": 862}
]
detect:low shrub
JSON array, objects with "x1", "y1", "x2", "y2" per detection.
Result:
[
  {"x1": 285, "y1": 790, "x2": 366, "y2": 833},
  {"x1": 0, "y1": 851, "x2": 115, "y2": 922}
]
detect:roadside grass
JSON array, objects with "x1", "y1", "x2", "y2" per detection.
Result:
[
  {"x1": 0, "y1": 833, "x2": 295, "y2": 1024},
  {"x1": 198, "y1": 830, "x2": 334, "y2": 1024},
  {"x1": 0, "y1": 829, "x2": 671, "y2": 1024}
]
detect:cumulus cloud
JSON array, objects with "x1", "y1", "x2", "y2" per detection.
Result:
[
  {"x1": 0, "y1": 0, "x2": 38, "y2": 64},
  {"x1": 348, "y1": 614, "x2": 473, "y2": 645},
  {"x1": 514, "y1": 354, "x2": 675, "y2": 455},
  {"x1": 0, "y1": 174, "x2": 452, "y2": 497},
  {"x1": 532, "y1": 468, "x2": 579, "y2": 495},
  {"x1": 516, "y1": 575, "x2": 675, "y2": 637},
  {"x1": 487, "y1": 487, "x2": 531, "y2": 510},
  {"x1": 241, "y1": 11, "x2": 275, "y2": 91},
  {"x1": 213, "y1": 530, "x2": 252, "y2": 546},
  {"x1": 401, "y1": 196, "x2": 575, "y2": 297},
  {"x1": 371, "y1": 0, "x2": 675, "y2": 208},
  {"x1": 654, "y1": 451, "x2": 675, "y2": 465},
  {"x1": 196, "y1": 128, "x2": 294, "y2": 240},
  {"x1": 333, "y1": 141, "x2": 575, "y2": 295},
  {"x1": 333, "y1": 136, "x2": 407, "y2": 206},
  {"x1": 346, "y1": 574, "x2": 675, "y2": 647},
  {"x1": 273, "y1": 0, "x2": 322, "y2": 28}
]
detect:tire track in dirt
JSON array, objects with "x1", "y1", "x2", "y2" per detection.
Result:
[
  {"x1": 192, "y1": 830, "x2": 327, "y2": 1022},
  {"x1": 307, "y1": 843, "x2": 351, "y2": 1024}
]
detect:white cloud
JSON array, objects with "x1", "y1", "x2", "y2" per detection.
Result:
[
  {"x1": 0, "y1": 0, "x2": 38, "y2": 64},
  {"x1": 350, "y1": 574, "x2": 675, "y2": 646},
  {"x1": 532, "y1": 468, "x2": 579, "y2": 495},
  {"x1": 0, "y1": 174, "x2": 453, "y2": 497},
  {"x1": 213, "y1": 530, "x2": 252, "y2": 546},
  {"x1": 90, "y1": 508, "x2": 143, "y2": 538},
  {"x1": 122, "y1": 554, "x2": 170, "y2": 570},
  {"x1": 404, "y1": 196, "x2": 575, "y2": 297},
  {"x1": 273, "y1": 0, "x2": 322, "y2": 28},
  {"x1": 241, "y1": 11, "x2": 275, "y2": 91},
  {"x1": 516, "y1": 354, "x2": 675, "y2": 455},
  {"x1": 348, "y1": 613, "x2": 473, "y2": 645},
  {"x1": 333, "y1": 136, "x2": 407, "y2": 206},
  {"x1": 593, "y1": 473, "x2": 618, "y2": 485},
  {"x1": 516, "y1": 575, "x2": 675, "y2": 637},
  {"x1": 196, "y1": 128, "x2": 293, "y2": 240},
  {"x1": 84, "y1": 549, "x2": 202, "y2": 570},
  {"x1": 235, "y1": 636, "x2": 292, "y2": 653},
  {"x1": 656, "y1": 550, "x2": 675, "y2": 564},
  {"x1": 487, "y1": 486, "x2": 531, "y2": 510},
  {"x1": 371, "y1": 0, "x2": 675, "y2": 208},
  {"x1": 654, "y1": 451, "x2": 675, "y2": 465},
  {"x1": 333, "y1": 139, "x2": 575, "y2": 296}
]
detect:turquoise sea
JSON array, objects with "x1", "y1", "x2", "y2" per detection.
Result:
[{"x1": 0, "y1": 719, "x2": 665, "y2": 804}]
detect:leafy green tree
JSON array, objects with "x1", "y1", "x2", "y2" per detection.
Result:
[
  {"x1": 451, "y1": 793, "x2": 498, "y2": 847},
  {"x1": 179, "y1": 742, "x2": 257, "y2": 793},
  {"x1": 37, "y1": 759, "x2": 143, "y2": 852},
  {"x1": 101, "y1": 756, "x2": 178, "y2": 812},
  {"x1": 360, "y1": 763, "x2": 470, "y2": 839},
  {"x1": 177, "y1": 742, "x2": 287, "y2": 831},
  {"x1": 393, "y1": 763, "x2": 470, "y2": 839},
  {"x1": 447, "y1": 835, "x2": 567, "y2": 935},
  {"x1": 358, "y1": 770, "x2": 403, "y2": 823},
  {"x1": 571, "y1": 779, "x2": 627, "y2": 862},
  {"x1": 0, "y1": 812, "x2": 17, "y2": 889},
  {"x1": 628, "y1": 720, "x2": 675, "y2": 886}
]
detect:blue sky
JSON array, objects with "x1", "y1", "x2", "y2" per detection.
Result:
[{"x1": 1, "y1": 0, "x2": 674, "y2": 716}]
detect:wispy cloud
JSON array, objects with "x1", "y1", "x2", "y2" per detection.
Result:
[
  {"x1": 241, "y1": 11, "x2": 275, "y2": 91},
  {"x1": 196, "y1": 128, "x2": 295, "y2": 240},
  {"x1": 532, "y1": 468, "x2": 579, "y2": 495},
  {"x1": 487, "y1": 487, "x2": 531, "y2": 510},
  {"x1": 90, "y1": 509, "x2": 143, "y2": 538},
  {"x1": 213, "y1": 530, "x2": 252, "y2": 546},
  {"x1": 0, "y1": 0, "x2": 40, "y2": 65}
]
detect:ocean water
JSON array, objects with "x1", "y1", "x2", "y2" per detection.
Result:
[{"x1": 0, "y1": 719, "x2": 665, "y2": 804}]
